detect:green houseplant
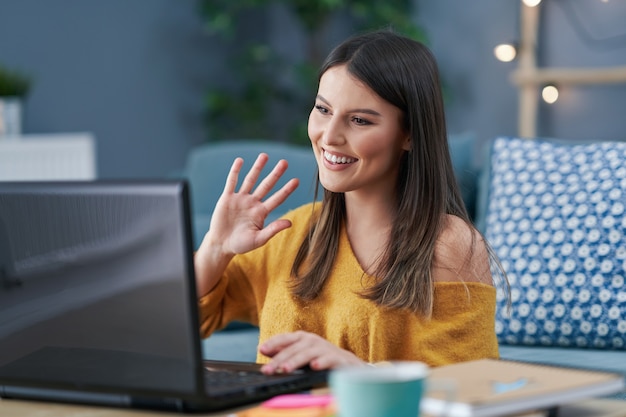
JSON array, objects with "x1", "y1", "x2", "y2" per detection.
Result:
[
  {"x1": 0, "y1": 64, "x2": 32, "y2": 136},
  {"x1": 200, "y1": 0, "x2": 427, "y2": 144},
  {"x1": 0, "y1": 65, "x2": 31, "y2": 98}
]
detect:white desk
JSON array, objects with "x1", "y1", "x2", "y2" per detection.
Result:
[{"x1": 0, "y1": 132, "x2": 96, "y2": 180}]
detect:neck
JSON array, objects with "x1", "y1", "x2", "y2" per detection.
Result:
[
  {"x1": 343, "y1": 192, "x2": 395, "y2": 275},
  {"x1": 344, "y1": 191, "x2": 395, "y2": 230}
]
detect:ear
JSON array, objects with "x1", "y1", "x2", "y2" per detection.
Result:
[{"x1": 401, "y1": 133, "x2": 411, "y2": 151}]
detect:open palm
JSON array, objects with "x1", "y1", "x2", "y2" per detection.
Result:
[{"x1": 209, "y1": 153, "x2": 300, "y2": 256}]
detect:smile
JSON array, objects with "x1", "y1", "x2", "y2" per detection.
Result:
[{"x1": 323, "y1": 150, "x2": 356, "y2": 165}]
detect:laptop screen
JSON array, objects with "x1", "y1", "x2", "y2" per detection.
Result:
[{"x1": 0, "y1": 181, "x2": 202, "y2": 399}]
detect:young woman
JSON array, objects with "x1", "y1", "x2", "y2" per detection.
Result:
[{"x1": 194, "y1": 29, "x2": 504, "y2": 374}]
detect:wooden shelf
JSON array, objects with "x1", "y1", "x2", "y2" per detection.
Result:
[
  {"x1": 512, "y1": 65, "x2": 626, "y2": 86},
  {"x1": 516, "y1": 3, "x2": 626, "y2": 138}
]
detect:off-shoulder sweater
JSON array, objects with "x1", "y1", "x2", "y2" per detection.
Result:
[{"x1": 198, "y1": 203, "x2": 499, "y2": 366}]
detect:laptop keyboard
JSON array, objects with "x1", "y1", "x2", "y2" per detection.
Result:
[
  {"x1": 203, "y1": 366, "x2": 315, "y2": 398},
  {"x1": 204, "y1": 369, "x2": 276, "y2": 389}
]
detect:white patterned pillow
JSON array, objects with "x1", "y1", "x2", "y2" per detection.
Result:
[{"x1": 484, "y1": 137, "x2": 626, "y2": 349}]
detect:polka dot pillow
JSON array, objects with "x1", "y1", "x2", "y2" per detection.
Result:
[{"x1": 483, "y1": 136, "x2": 626, "y2": 349}]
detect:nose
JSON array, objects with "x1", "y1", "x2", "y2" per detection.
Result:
[{"x1": 321, "y1": 115, "x2": 346, "y2": 147}]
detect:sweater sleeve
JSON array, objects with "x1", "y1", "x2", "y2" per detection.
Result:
[
  {"x1": 417, "y1": 282, "x2": 499, "y2": 366},
  {"x1": 197, "y1": 256, "x2": 260, "y2": 338}
]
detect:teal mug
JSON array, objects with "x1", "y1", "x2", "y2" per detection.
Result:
[{"x1": 330, "y1": 361, "x2": 452, "y2": 417}]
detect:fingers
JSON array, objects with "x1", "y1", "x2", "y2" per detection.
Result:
[
  {"x1": 262, "y1": 178, "x2": 299, "y2": 212},
  {"x1": 253, "y1": 219, "x2": 293, "y2": 247},
  {"x1": 258, "y1": 332, "x2": 365, "y2": 375},
  {"x1": 251, "y1": 158, "x2": 289, "y2": 200},
  {"x1": 222, "y1": 157, "x2": 244, "y2": 194},
  {"x1": 259, "y1": 332, "x2": 310, "y2": 374},
  {"x1": 259, "y1": 332, "x2": 299, "y2": 358},
  {"x1": 239, "y1": 153, "x2": 269, "y2": 194},
  {"x1": 225, "y1": 155, "x2": 298, "y2": 206}
]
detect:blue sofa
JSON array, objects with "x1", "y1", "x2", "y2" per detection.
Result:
[{"x1": 186, "y1": 136, "x2": 626, "y2": 400}]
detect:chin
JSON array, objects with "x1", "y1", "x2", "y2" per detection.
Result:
[{"x1": 318, "y1": 181, "x2": 344, "y2": 194}]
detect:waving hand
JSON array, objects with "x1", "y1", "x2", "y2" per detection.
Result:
[{"x1": 195, "y1": 153, "x2": 299, "y2": 296}]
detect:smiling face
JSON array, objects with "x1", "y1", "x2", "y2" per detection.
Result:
[{"x1": 308, "y1": 65, "x2": 410, "y2": 199}]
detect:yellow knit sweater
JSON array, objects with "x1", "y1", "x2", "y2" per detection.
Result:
[{"x1": 198, "y1": 203, "x2": 499, "y2": 367}]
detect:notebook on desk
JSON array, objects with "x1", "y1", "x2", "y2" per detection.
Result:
[
  {"x1": 0, "y1": 180, "x2": 327, "y2": 412},
  {"x1": 422, "y1": 358, "x2": 625, "y2": 417}
]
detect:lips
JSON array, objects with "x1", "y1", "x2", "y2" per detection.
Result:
[{"x1": 323, "y1": 150, "x2": 356, "y2": 164}]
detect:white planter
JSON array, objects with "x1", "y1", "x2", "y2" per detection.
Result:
[{"x1": 0, "y1": 97, "x2": 23, "y2": 138}]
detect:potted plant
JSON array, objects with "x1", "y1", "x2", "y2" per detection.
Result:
[{"x1": 0, "y1": 64, "x2": 32, "y2": 137}]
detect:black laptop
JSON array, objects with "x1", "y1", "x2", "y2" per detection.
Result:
[{"x1": 0, "y1": 180, "x2": 327, "y2": 412}]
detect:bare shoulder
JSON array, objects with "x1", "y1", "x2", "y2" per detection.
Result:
[{"x1": 432, "y1": 214, "x2": 493, "y2": 285}]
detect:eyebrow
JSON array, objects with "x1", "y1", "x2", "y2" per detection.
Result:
[{"x1": 316, "y1": 95, "x2": 382, "y2": 116}]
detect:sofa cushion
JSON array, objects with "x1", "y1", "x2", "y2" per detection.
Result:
[{"x1": 479, "y1": 136, "x2": 626, "y2": 349}]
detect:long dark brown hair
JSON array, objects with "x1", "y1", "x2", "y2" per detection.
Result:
[{"x1": 290, "y1": 29, "x2": 495, "y2": 316}]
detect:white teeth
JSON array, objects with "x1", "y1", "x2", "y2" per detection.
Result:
[{"x1": 324, "y1": 150, "x2": 355, "y2": 164}]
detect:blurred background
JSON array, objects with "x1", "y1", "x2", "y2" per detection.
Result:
[{"x1": 0, "y1": 0, "x2": 625, "y2": 179}]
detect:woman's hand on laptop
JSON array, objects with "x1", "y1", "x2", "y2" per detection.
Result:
[
  {"x1": 195, "y1": 153, "x2": 299, "y2": 296},
  {"x1": 258, "y1": 331, "x2": 365, "y2": 374}
]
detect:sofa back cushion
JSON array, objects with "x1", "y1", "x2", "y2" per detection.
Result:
[{"x1": 478, "y1": 136, "x2": 626, "y2": 349}]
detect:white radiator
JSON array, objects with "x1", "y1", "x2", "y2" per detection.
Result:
[{"x1": 0, "y1": 133, "x2": 96, "y2": 181}]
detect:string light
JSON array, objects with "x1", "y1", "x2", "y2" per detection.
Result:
[
  {"x1": 522, "y1": 0, "x2": 542, "y2": 7},
  {"x1": 494, "y1": 43, "x2": 518, "y2": 62},
  {"x1": 542, "y1": 85, "x2": 559, "y2": 104},
  {"x1": 494, "y1": 3, "x2": 522, "y2": 63}
]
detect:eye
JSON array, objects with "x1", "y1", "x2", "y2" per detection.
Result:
[
  {"x1": 315, "y1": 104, "x2": 329, "y2": 114},
  {"x1": 352, "y1": 116, "x2": 372, "y2": 126}
]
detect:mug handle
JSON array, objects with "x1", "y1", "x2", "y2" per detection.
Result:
[{"x1": 424, "y1": 378, "x2": 457, "y2": 417}]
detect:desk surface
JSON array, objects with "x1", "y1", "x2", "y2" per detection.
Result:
[
  {"x1": 1, "y1": 398, "x2": 625, "y2": 417},
  {"x1": 0, "y1": 397, "x2": 251, "y2": 416}
]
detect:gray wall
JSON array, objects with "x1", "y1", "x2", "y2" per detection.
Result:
[
  {"x1": 1, "y1": 0, "x2": 625, "y2": 178},
  {"x1": 0, "y1": 0, "x2": 217, "y2": 178}
]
